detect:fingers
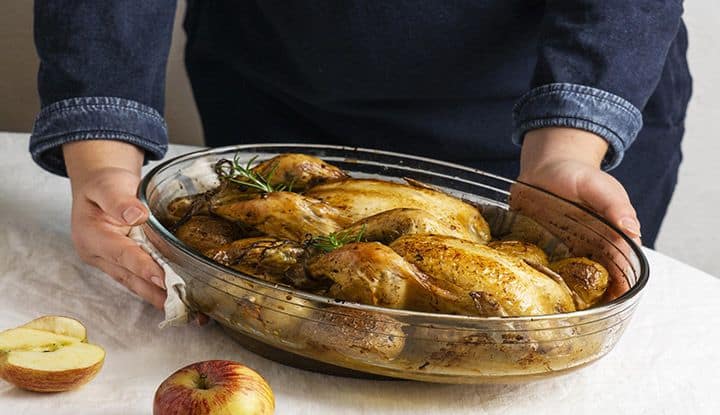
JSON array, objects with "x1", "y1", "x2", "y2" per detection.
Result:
[
  {"x1": 577, "y1": 170, "x2": 642, "y2": 243},
  {"x1": 75, "y1": 219, "x2": 165, "y2": 288},
  {"x1": 89, "y1": 257, "x2": 167, "y2": 310},
  {"x1": 509, "y1": 184, "x2": 635, "y2": 299},
  {"x1": 69, "y1": 166, "x2": 169, "y2": 310},
  {"x1": 84, "y1": 168, "x2": 148, "y2": 226}
]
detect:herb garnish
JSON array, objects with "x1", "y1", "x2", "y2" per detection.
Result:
[
  {"x1": 311, "y1": 225, "x2": 367, "y2": 253},
  {"x1": 214, "y1": 154, "x2": 293, "y2": 193}
]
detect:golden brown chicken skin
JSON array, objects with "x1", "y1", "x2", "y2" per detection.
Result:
[
  {"x1": 389, "y1": 234, "x2": 576, "y2": 316},
  {"x1": 488, "y1": 240, "x2": 549, "y2": 266},
  {"x1": 306, "y1": 242, "x2": 453, "y2": 312},
  {"x1": 304, "y1": 179, "x2": 491, "y2": 243},
  {"x1": 253, "y1": 153, "x2": 349, "y2": 191},
  {"x1": 204, "y1": 237, "x2": 307, "y2": 282},
  {"x1": 341, "y1": 208, "x2": 468, "y2": 244},
  {"x1": 175, "y1": 215, "x2": 239, "y2": 253},
  {"x1": 550, "y1": 257, "x2": 609, "y2": 309},
  {"x1": 210, "y1": 191, "x2": 353, "y2": 241}
]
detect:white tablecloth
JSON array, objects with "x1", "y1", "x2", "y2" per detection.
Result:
[{"x1": 1, "y1": 133, "x2": 719, "y2": 414}]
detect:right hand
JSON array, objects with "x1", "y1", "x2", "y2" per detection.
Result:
[{"x1": 63, "y1": 140, "x2": 166, "y2": 309}]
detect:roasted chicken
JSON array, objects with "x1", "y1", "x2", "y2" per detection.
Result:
[
  {"x1": 304, "y1": 179, "x2": 491, "y2": 243},
  {"x1": 175, "y1": 215, "x2": 239, "y2": 252},
  {"x1": 168, "y1": 152, "x2": 610, "y2": 320},
  {"x1": 341, "y1": 208, "x2": 467, "y2": 244},
  {"x1": 205, "y1": 237, "x2": 306, "y2": 282},
  {"x1": 211, "y1": 191, "x2": 352, "y2": 241},
  {"x1": 488, "y1": 240, "x2": 549, "y2": 266},
  {"x1": 306, "y1": 242, "x2": 452, "y2": 312},
  {"x1": 390, "y1": 235, "x2": 576, "y2": 316},
  {"x1": 550, "y1": 257, "x2": 609, "y2": 309},
  {"x1": 252, "y1": 153, "x2": 349, "y2": 191}
]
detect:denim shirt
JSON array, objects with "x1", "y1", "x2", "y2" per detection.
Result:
[{"x1": 30, "y1": 1, "x2": 688, "y2": 176}]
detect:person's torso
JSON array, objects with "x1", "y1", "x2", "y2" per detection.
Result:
[{"x1": 183, "y1": 0, "x2": 690, "y2": 173}]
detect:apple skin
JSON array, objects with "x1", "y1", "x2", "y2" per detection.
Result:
[
  {"x1": 154, "y1": 360, "x2": 274, "y2": 415},
  {"x1": 0, "y1": 355, "x2": 103, "y2": 393},
  {"x1": 0, "y1": 317, "x2": 105, "y2": 393}
]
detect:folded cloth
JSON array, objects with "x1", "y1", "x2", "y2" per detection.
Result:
[{"x1": 129, "y1": 226, "x2": 194, "y2": 328}]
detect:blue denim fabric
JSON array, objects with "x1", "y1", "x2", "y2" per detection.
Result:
[
  {"x1": 512, "y1": 83, "x2": 643, "y2": 171},
  {"x1": 30, "y1": 0, "x2": 176, "y2": 176},
  {"x1": 29, "y1": 97, "x2": 168, "y2": 176},
  {"x1": 31, "y1": 0, "x2": 686, "y2": 179},
  {"x1": 31, "y1": 1, "x2": 691, "y2": 246}
]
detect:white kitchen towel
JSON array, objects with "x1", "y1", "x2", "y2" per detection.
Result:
[{"x1": 129, "y1": 226, "x2": 193, "y2": 328}]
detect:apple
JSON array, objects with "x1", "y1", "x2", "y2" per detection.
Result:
[
  {"x1": 154, "y1": 360, "x2": 275, "y2": 415},
  {"x1": 0, "y1": 316, "x2": 105, "y2": 392},
  {"x1": 20, "y1": 315, "x2": 88, "y2": 341}
]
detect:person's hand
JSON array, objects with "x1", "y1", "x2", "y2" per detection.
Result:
[
  {"x1": 63, "y1": 140, "x2": 166, "y2": 309},
  {"x1": 517, "y1": 127, "x2": 642, "y2": 245}
]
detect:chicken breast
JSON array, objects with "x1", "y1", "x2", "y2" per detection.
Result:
[
  {"x1": 488, "y1": 240, "x2": 549, "y2": 266},
  {"x1": 341, "y1": 208, "x2": 468, "y2": 244},
  {"x1": 304, "y1": 179, "x2": 491, "y2": 243},
  {"x1": 389, "y1": 235, "x2": 576, "y2": 316}
]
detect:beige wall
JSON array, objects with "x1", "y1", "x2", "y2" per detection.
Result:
[
  {"x1": 1, "y1": 1, "x2": 719, "y2": 275},
  {"x1": 0, "y1": 1, "x2": 203, "y2": 145},
  {"x1": 0, "y1": 3, "x2": 38, "y2": 133}
]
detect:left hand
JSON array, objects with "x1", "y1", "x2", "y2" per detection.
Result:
[{"x1": 517, "y1": 127, "x2": 642, "y2": 245}]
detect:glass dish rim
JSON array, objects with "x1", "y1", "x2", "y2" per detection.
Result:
[{"x1": 138, "y1": 143, "x2": 650, "y2": 323}]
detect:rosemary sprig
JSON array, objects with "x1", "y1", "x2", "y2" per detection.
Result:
[
  {"x1": 214, "y1": 154, "x2": 290, "y2": 193},
  {"x1": 311, "y1": 225, "x2": 367, "y2": 253}
]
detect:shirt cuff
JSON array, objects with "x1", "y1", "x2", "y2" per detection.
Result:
[
  {"x1": 29, "y1": 97, "x2": 169, "y2": 176},
  {"x1": 511, "y1": 83, "x2": 643, "y2": 171}
]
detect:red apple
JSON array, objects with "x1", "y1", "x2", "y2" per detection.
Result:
[
  {"x1": 0, "y1": 316, "x2": 104, "y2": 392},
  {"x1": 154, "y1": 360, "x2": 275, "y2": 415}
]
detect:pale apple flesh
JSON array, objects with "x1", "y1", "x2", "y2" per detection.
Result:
[
  {"x1": 20, "y1": 316, "x2": 88, "y2": 342},
  {"x1": 154, "y1": 360, "x2": 275, "y2": 415},
  {"x1": 0, "y1": 318, "x2": 105, "y2": 392}
]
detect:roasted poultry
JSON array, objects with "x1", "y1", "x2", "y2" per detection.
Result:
[
  {"x1": 390, "y1": 235, "x2": 576, "y2": 316},
  {"x1": 251, "y1": 153, "x2": 349, "y2": 191},
  {"x1": 305, "y1": 179, "x2": 491, "y2": 243},
  {"x1": 168, "y1": 152, "x2": 610, "y2": 318},
  {"x1": 306, "y1": 242, "x2": 452, "y2": 312},
  {"x1": 211, "y1": 191, "x2": 352, "y2": 241}
]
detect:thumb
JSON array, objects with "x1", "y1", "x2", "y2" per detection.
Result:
[
  {"x1": 85, "y1": 169, "x2": 148, "y2": 226},
  {"x1": 577, "y1": 171, "x2": 642, "y2": 242}
]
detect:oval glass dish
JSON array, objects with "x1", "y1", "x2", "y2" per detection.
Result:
[{"x1": 139, "y1": 144, "x2": 648, "y2": 384}]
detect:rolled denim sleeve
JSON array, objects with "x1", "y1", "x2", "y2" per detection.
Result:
[
  {"x1": 30, "y1": 0, "x2": 177, "y2": 176},
  {"x1": 512, "y1": 0, "x2": 684, "y2": 170}
]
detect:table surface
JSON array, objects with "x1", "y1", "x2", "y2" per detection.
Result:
[{"x1": 1, "y1": 133, "x2": 719, "y2": 415}]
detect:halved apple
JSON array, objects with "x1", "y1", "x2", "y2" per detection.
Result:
[
  {"x1": 0, "y1": 318, "x2": 105, "y2": 392},
  {"x1": 20, "y1": 316, "x2": 88, "y2": 342}
]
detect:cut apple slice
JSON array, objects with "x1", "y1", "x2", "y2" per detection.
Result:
[
  {"x1": 0, "y1": 327, "x2": 105, "y2": 392},
  {"x1": 20, "y1": 316, "x2": 87, "y2": 342},
  {"x1": 0, "y1": 328, "x2": 79, "y2": 351}
]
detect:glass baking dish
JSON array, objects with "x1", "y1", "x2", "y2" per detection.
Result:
[{"x1": 138, "y1": 144, "x2": 648, "y2": 384}]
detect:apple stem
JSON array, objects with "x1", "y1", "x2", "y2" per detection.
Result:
[{"x1": 197, "y1": 373, "x2": 210, "y2": 390}]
